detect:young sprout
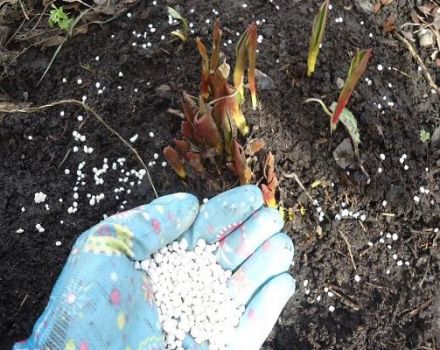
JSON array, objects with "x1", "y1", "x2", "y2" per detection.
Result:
[
  {"x1": 184, "y1": 152, "x2": 205, "y2": 173},
  {"x1": 163, "y1": 146, "x2": 186, "y2": 178},
  {"x1": 331, "y1": 49, "x2": 372, "y2": 130},
  {"x1": 48, "y1": 5, "x2": 73, "y2": 32},
  {"x1": 165, "y1": 21, "x2": 259, "y2": 184},
  {"x1": 420, "y1": 129, "x2": 431, "y2": 143},
  {"x1": 307, "y1": 0, "x2": 330, "y2": 77},
  {"x1": 196, "y1": 38, "x2": 210, "y2": 98},
  {"x1": 233, "y1": 23, "x2": 258, "y2": 109},
  {"x1": 167, "y1": 6, "x2": 189, "y2": 42},
  {"x1": 261, "y1": 152, "x2": 278, "y2": 208},
  {"x1": 232, "y1": 140, "x2": 252, "y2": 184}
]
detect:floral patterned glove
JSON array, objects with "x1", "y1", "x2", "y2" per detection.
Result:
[{"x1": 14, "y1": 185, "x2": 295, "y2": 350}]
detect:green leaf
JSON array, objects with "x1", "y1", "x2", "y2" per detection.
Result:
[
  {"x1": 307, "y1": 0, "x2": 329, "y2": 77},
  {"x1": 420, "y1": 129, "x2": 431, "y2": 143},
  {"x1": 330, "y1": 102, "x2": 361, "y2": 156},
  {"x1": 167, "y1": 6, "x2": 183, "y2": 20},
  {"x1": 48, "y1": 5, "x2": 73, "y2": 32}
]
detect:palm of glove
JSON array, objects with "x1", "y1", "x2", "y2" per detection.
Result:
[{"x1": 15, "y1": 185, "x2": 295, "y2": 350}]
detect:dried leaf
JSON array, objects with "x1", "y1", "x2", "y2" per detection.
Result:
[
  {"x1": 383, "y1": 14, "x2": 397, "y2": 33},
  {"x1": 245, "y1": 139, "x2": 265, "y2": 156},
  {"x1": 41, "y1": 35, "x2": 66, "y2": 49},
  {"x1": 372, "y1": 2, "x2": 382, "y2": 14}
]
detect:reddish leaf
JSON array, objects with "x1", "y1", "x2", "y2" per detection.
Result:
[
  {"x1": 245, "y1": 139, "x2": 265, "y2": 155},
  {"x1": 174, "y1": 139, "x2": 190, "y2": 154},
  {"x1": 331, "y1": 49, "x2": 371, "y2": 130},
  {"x1": 210, "y1": 19, "x2": 222, "y2": 74},
  {"x1": 163, "y1": 146, "x2": 186, "y2": 178},
  {"x1": 184, "y1": 151, "x2": 205, "y2": 173},
  {"x1": 383, "y1": 14, "x2": 397, "y2": 33},
  {"x1": 196, "y1": 38, "x2": 210, "y2": 98},
  {"x1": 182, "y1": 92, "x2": 198, "y2": 123},
  {"x1": 181, "y1": 121, "x2": 202, "y2": 144},
  {"x1": 232, "y1": 139, "x2": 252, "y2": 184},
  {"x1": 193, "y1": 111, "x2": 223, "y2": 154},
  {"x1": 261, "y1": 152, "x2": 278, "y2": 208}
]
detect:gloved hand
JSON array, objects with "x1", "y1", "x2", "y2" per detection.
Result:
[{"x1": 14, "y1": 185, "x2": 295, "y2": 350}]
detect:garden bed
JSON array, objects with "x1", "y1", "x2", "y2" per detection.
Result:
[{"x1": 0, "y1": 0, "x2": 439, "y2": 349}]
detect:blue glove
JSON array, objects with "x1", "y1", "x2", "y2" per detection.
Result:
[{"x1": 14, "y1": 185, "x2": 295, "y2": 350}]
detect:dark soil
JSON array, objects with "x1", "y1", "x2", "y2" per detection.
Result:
[{"x1": 1, "y1": 0, "x2": 439, "y2": 349}]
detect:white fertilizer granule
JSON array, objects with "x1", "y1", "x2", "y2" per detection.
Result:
[
  {"x1": 34, "y1": 192, "x2": 47, "y2": 204},
  {"x1": 140, "y1": 239, "x2": 244, "y2": 350}
]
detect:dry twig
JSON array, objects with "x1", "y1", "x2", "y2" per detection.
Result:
[
  {"x1": 395, "y1": 32, "x2": 440, "y2": 94},
  {"x1": 338, "y1": 229, "x2": 357, "y2": 271}
]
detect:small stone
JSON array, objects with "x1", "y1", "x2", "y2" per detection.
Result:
[
  {"x1": 336, "y1": 77, "x2": 345, "y2": 89},
  {"x1": 418, "y1": 29, "x2": 434, "y2": 47}
]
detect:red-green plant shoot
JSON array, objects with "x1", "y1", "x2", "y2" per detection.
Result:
[
  {"x1": 233, "y1": 24, "x2": 258, "y2": 109},
  {"x1": 307, "y1": 0, "x2": 330, "y2": 77},
  {"x1": 260, "y1": 152, "x2": 278, "y2": 208},
  {"x1": 331, "y1": 49, "x2": 372, "y2": 130},
  {"x1": 164, "y1": 20, "x2": 258, "y2": 185},
  {"x1": 163, "y1": 146, "x2": 186, "y2": 178}
]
